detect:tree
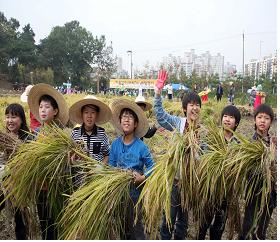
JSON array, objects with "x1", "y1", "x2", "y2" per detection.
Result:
[
  {"x1": 17, "y1": 24, "x2": 37, "y2": 69},
  {"x1": 0, "y1": 12, "x2": 20, "y2": 74},
  {"x1": 37, "y1": 21, "x2": 116, "y2": 88},
  {"x1": 38, "y1": 20, "x2": 100, "y2": 86},
  {"x1": 93, "y1": 38, "x2": 117, "y2": 91}
]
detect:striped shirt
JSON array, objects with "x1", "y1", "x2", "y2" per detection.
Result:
[{"x1": 71, "y1": 124, "x2": 110, "y2": 162}]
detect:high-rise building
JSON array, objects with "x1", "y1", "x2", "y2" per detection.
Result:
[{"x1": 244, "y1": 52, "x2": 277, "y2": 80}]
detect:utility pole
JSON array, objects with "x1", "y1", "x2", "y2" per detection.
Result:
[
  {"x1": 127, "y1": 50, "x2": 133, "y2": 79},
  {"x1": 260, "y1": 41, "x2": 263, "y2": 60},
  {"x1": 242, "y1": 31, "x2": 244, "y2": 93}
]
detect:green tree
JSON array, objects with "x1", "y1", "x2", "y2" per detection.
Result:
[
  {"x1": 17, "y1": 24, "x2": 37, "y2": 69},
  {"x1": 38, "y1": 20, "x2": 112, "y2": 87},
  {"x1": 0, "y1": 12, "x2": 20, "y2": 74},
  {"x1": 93, "y1": 39, "x2": 117, "y2": 91}
]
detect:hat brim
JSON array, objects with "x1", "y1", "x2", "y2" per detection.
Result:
[
  {"x1": 27, "y1": 83, "x2": 69, "y2": 125},
  {"x1": 69, "y1": 99, "x2": 112, "y2": 125},
  {"x1": 110, "y1": 98, "x2": 149, "y2": 138},
  {"x1": 135, "y1": 101, "x2": 152, "y2": 111}
]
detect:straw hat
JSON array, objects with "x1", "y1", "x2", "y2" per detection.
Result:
[
  {"x1": 27, "y1": 83, "x2": 69, "y2": 125},
  {"x1": 135, "y1": 95, "x2": 152, "y2": 111},
  {"x1": 69, "y1": 95, "x2": 112, "y2": 125},
  {"x1": 20, "y1": 85, "x2": 33, "y2": 103},
  {"x1": 109, "y1": 98, "x2": 149, "y2": 138}
]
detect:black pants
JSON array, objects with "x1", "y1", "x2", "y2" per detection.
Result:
[
  {"x1": 0, "y1": 191, "x2": 5, "y2": 211},
  {"x1": 37, "y1": 190, "x2": 58, "y2": 240},
  {"x1": 239, "y1": 189, "x2": 277, "y2": 240},
  {"x1": 14, "y1": 208, "x2": 27, "y2": 240},
  {"x1": 120, "y1": 189, "x2": 145, "y2": 240},
  {"x1": 216, "y1": 94, "x2": 222, "y2": 102},
  {"x1": 160, "y1": 184, "x2": 188, "y2": 240},
  {"x1": 197, "y1": 200, "x2": 227, "y2": 240}
]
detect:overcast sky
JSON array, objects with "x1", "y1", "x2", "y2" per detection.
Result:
[{"x1": 1, "y1": 0, "x2": 277, "y2": 72}]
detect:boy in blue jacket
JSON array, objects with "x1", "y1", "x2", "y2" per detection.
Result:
[{"x1": 109, "y1": 98, "x2": 155, "y2": 239}]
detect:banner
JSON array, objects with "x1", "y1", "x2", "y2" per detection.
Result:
[{"x1": 109, "y1": 79, "x2": 156, "y2": 89}]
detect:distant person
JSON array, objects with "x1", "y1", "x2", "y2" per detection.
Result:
[
  {"x1": 228, "y1": 83, "x2": 235, "y2": 104},
  {"x1": 216, "y1": 82, "x2": 223, "y2": 102},
  {"x1": 167, "y1": 83, "x2": 173, "y2": 100},
  {"x1": 249, "y1": 86, "x2": 257, "y2": 107},
  {"x1": 193, "y1": 83, "x2": 198, "y2": 93},
  {"x1": 254, "y1": 85, "x2": 266, "y2": 110}
]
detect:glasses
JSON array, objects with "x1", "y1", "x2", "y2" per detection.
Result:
[{"x1": 121, "y1": 114, "x2": 134, "y2": 121}]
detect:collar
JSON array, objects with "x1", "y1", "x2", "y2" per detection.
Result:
[
  {"x1": 252, "y1": 132, "x2": 270, "y2": 146},
  {"x1": 81, "y1": 123, "x2": 98, "y2": 136}
]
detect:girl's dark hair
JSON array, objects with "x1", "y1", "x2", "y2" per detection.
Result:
[
  {"x1": 39, "y1": 95, "x2": 59, "y2": 110},
  {"x1": 5, "y1": 103, "x2": 29, "y2": 140},
  {"x1": 119, "y1": 108, "x2": 138, "y2": 123},
  {"x1": 221, "y1": 105, "x2": 241, "y2": 131},
  {"x1": 254, "y1": 104, "x2": 274, "y2": 130},
  {"x1": 81, "y1": 104, "x2": 100, "y2": 113}
]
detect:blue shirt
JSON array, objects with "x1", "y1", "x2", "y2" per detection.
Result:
[{"x1": 109, "y1": 136, "x2": 154, "y2": 177}]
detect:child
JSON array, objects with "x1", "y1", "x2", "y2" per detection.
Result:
[
  {"x1": 109, "y1": 98, "x2": 155, "y2": 239},
  {"x1": 239, "y1": 104, "x2": 277, "y2": 240},
  {"x1": 27, "y1": 83, "x2": 69, "y2": 240},
  {"x1": 70, "y1": 95, "x2": 111, "y2": 164},
  {"x1": 0, "y1": 103, "x2": 30, "y2": 239},
  {"x1": 197, "y1": 105, "x2": 241, "y2": 240},
  {"x1": 28, "y1": 83, "x2": 69, "y2": 129},
  {"x1": 154, "y1": 70, "x2": 202, "y2": 240}
]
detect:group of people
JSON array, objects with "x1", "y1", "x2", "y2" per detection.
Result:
[
  {"x1": 215, "y1": 82, "x2": 235, "y2": 104},
  {"x1": 0, "y1": 69, "x2": 277, "y2": 240}
]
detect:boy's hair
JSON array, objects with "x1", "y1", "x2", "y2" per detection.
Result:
[
  {"x1": 5, "y1": 103, "x2": 29, "y2": 138},
  {"x1": 254, "y1": 104, "x2": 274, "y2": 122},
  {"x1": 39, "y1": 95, "x2": 59, "y2": 110},
  {"x1": 119, "y1": 108, "x2": 139, "y2": 123},
  {"x1": 81, "y1": 104, "x2": 100, "y2": 113},
  {"x1": 221, "y1": 105, "x2": 241, "y2": 131},
  {"x1": 254, "y1": 104, "x2": 274, "y2": 130},
  {"x1": 181, "y1": 91, "x2": 201, "y2": 116}
]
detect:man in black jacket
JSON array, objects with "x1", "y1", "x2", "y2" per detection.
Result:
[{"x1": 216, "y1": 82, "x2": 223, "y2": 102}]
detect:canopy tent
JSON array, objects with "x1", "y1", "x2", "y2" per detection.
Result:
[{"x1": 163, "y1": 83, "x2": 189, "y2": 91}]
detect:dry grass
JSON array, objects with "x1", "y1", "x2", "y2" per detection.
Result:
[{"x1": 0, "y1": 95, "x2": 277, "y2": 240}]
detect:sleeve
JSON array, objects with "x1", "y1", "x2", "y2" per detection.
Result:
[
  {"x1": 108, "y1": 140, "x2": 117, "y2": 167},
  {"x1": 71, "y1": 130, "x2": 75, "y2": 140},
  {"x1": 153, "y1": 95, "x2": 184, "y2": 132},
  {"x1": 144, "y1": 126, "x2": 157, "y2": 138},
  {"x1": 142, "y1": 145, "x2": 155, "y2": 177},
  {"x1": 101, "y1": 133, "x2": 110, "y2": 157}
]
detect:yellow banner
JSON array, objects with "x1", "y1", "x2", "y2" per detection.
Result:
[{"x1": 109, "y1": 79, "x2": 156, "y2": 89}]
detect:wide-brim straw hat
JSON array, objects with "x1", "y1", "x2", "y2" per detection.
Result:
[
  {"x1": 20, "y1": 85, "x2": 33, "y2": 103},
  {"x1": 109, "y1": 98, "x2": 149, "y2": 138},
  {"x1": 69, "y1": 95, "x2": 112, "y2": 125},
  {"x1": 135, "y1": 95, "x2": 152, "y2": 111},
  {"x1": 27, "y1": 83, "x2": 69, "y2": 125}
]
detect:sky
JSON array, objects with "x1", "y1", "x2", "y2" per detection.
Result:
[{"x1": 1, "y1": 0, "x2": 277, "y2": 72}]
